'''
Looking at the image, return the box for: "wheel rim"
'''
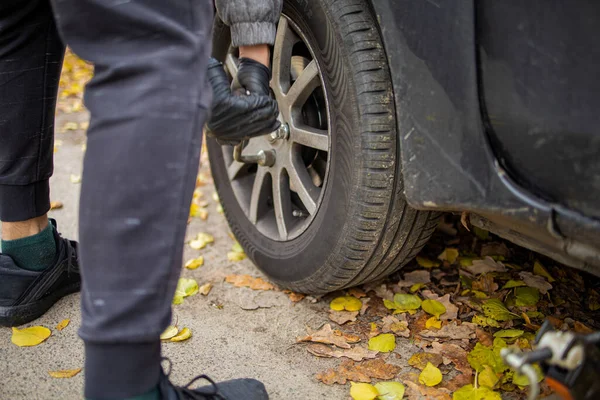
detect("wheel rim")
[221,15,331,241]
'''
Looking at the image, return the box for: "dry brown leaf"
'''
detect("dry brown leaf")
[472,275,499,294]
[306,343,378,362]
[198,283,213,296]
[460,212,470,231]
[519,271,553,294]
[480,242,510,258]
[329,310,358,325]
[380,315,410,338]
[398,270,431,288]
[419,322,476,340]
[360,297,371,315]
[50,201,64,210]
[48,368,82,379]
[405,381,452,400]
[348,287,367,298]
[408,352,444,370]
[476,327,494,347]
[225,274,274,291]
[573,321,594,334]
[463,257,506,275]
[285,291,305,302]
[297,324,357,349]
[316,359,401,385]
[429,341,473,378]
[56,319,70,331]
[421,291,458,320]
[546,316,563,328]
[373,284,394,301]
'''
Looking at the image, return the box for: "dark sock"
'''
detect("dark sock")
[86,387,160,400]
[1,223,56,271]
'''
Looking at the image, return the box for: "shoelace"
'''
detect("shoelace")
[163,358,226,400]
[57,231,78,277]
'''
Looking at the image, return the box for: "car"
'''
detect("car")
[208,0,600,294]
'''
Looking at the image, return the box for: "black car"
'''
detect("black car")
[209,0,600,294]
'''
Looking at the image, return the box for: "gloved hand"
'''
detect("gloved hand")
[206,58,280,145]
[237,57,271,96]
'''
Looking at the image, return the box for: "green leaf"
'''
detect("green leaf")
[514,287,540,307]
[473,226,490,240]
[368,333,396,352]
[478,365,499,388]
[467,339,508,374]
[393,293,422,310]
[471,315,501,328]
[482,299,519,321]
[511,364,544,387]
[416,256,440,268]
[533,260,555,282]
[493,329,524,339]
[421,299,446,318]
[502,280,526,289]
[374,382,405,400]
[452,384,502,400]
[409,283,425,293]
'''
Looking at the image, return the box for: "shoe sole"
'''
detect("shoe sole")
[0,281,81,327]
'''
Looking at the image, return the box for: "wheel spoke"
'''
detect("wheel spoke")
[291,124,329,152]
[248,167,270,224]
[272,169,292,240]
[224,53,238,77]
[285,60,320,108]
[288,154,319,215]
[227,160,245,180]
[227,139,264,180]
[272,17,299,95]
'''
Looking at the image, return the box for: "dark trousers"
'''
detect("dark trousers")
[0,0,213,397]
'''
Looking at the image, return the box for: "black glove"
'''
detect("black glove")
[205,58,280,145]
[237,57,271,96]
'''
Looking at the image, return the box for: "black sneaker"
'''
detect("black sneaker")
[0,219,80,327]
[159,360,269,400]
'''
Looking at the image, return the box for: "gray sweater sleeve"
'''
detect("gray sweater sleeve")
[215,0,283,47]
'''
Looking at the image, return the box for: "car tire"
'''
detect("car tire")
[208,0,441,294]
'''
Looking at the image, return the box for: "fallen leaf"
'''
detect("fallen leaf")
[225,274,274,291]
[198,283,212,296]
[410,283,425,293]
[512,364,544,386]
[405,381,452,400]
[467,338,507,374]
[297,324,356,349]
[184,256,204,270]
[189,203,207,218]
[393,293,422,310]
[48,368,82,379]
[416,256,441,268]
[316,359,401,385]
[227,251,246,262]
[421,292,458,320]
[501,280,526,290]
[573,321,594,334]
[438,248,459,264]
[471,315,501,328]
[408,352,444,370]
[482,299,519,321]
[419,362,443,386]
[62,122,79,132]
[425,317,442,329]
[189,232,214,250]
[533,260,555,282]
[368,333,395,352]
[472,275,498,293]
[429,341,473,378]
[473,226,490,240]
[478,365,499,389]
[285,291,305,302]
[476,328,494,347]
[519,272,552,294]
[160,325,179,340]
[397,270,431,288]
[50,201,64,210]
[69,174,81,184]
[170,327,192,342]
[422,299,446,318]
[307,343,378,362]
[452,384,501,400]
[350,382,379,400]
[380,316,410,337]
[463,257,506,275]
[480,242,509,258]
[331,296,363,312]
[216,204,224,214]
[56,319,70,331]
[419,322,476,340]
[514,287,539,307]
[375,381,405,400]
[349,288,367,298]
[329,310,359,325]
[79,121,89,130]
[11,326,51,347]
[494,329,524,339]
[177,278,199,297]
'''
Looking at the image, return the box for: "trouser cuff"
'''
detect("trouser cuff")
[0,180,50,222]
[84,340,161,399]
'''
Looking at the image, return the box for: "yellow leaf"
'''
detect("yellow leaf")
[50,201,64,210]
[56,319,70,331]
[368,333,396,353]
[330,296,363,312]
[79,121,89,130]
[425,317,442,329]
[422,299,446,318]
[184,256,204,270]
[438,248,459,264]
[393,293,422,310]
[11,326,51,347]
[172,294,184,305]
[170,327,192,342]
[160,325,179,340]
[48,368,82,378]
[189,203,203,218]
[227,251,246,262]
[212,192,219,202]
[416,256,441,268]
[216,204,224,214]
[198,283,213,296]
[409,283,425,293]
[418,362,443,387]
[350,382,379,400]
[374,382,405,400]
[189,232,214,250]
[452,384,501,400]
[533,260,555,282]
[232,241,244,253]
[173,278,199,304]
[478,365,499,388]
[69,174,81,184]
[62,122,79,132]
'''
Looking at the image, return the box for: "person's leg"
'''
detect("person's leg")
[49,0,214,398]
[0,0,64,268]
